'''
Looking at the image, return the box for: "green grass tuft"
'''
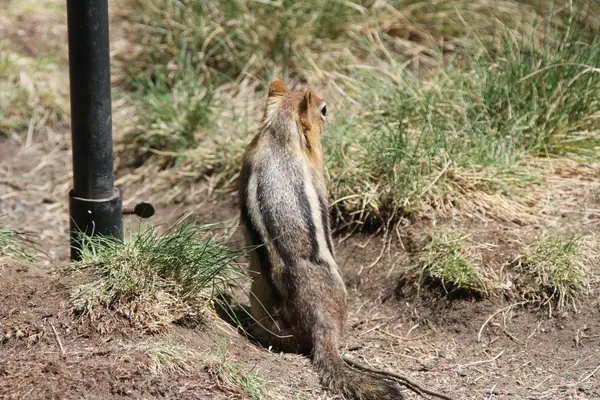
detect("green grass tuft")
[145,337,194,374]
[0,50,30,134]
[327,9,600,225]
[69,219,246,333]
[519,235,588,309]
[111,1,599,226]
[0,227,36,261]
[136,336,198,375]
[122,0,375,86]
[0,45,69,136]
[205,344,268,400]
[416,231,487,295]
[121,68,215,161]
[116,0,377,161]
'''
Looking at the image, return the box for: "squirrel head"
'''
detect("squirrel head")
[264,79,327,153]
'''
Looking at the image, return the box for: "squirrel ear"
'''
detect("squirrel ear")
[304,90,313,106]
[300,90,312,112]
[268,79,288,97]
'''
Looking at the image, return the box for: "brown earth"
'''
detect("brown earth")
[1,124,600,400]
[1,3,600,399]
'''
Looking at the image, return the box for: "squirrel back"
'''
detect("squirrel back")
[239,79,404,400]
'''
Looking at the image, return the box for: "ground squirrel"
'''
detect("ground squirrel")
[239,79,404,399]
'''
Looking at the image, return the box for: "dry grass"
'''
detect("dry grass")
[414,230,489,295]
[2,1,598,227]
[68,219,246,334]
[118,336,270,398]
[519,235,590,311]
[0,225,36,261]
[402,220,597,302]
[103,0,600,230]
[204,344,268,400]
[0,0,69,137]
[0,45,69,137]
[119,336,200,375]
[326,10,600,227]
[1,1,597,312]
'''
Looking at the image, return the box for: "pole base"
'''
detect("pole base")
[69,188,123,261]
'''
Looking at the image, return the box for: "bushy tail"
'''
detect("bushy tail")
[312,334,404,400]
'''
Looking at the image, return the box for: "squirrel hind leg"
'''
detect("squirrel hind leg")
[248,314,309,355]
[249,279,311,354]
[248,321,307,354]
[249,277,299,353]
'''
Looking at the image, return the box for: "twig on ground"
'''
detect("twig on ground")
[342,355,455,400]
[377,327,428,342]
[359,322,385,337]
[527,321,542,343]
[455,350,504,369]
[532,376,551,389]
[490,322,523,344]
[50,322,65,357]
[561,365,600,388]
[365,208,396,272]
[0,179,25,190]
[577,365,600,385]
[477,301,529,342]
[406,323,420,337]
[502,329,523,344]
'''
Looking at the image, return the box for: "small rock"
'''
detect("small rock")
[347,343,364,351]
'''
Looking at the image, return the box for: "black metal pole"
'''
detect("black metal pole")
[66,0,123,260]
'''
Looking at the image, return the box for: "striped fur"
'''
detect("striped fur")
[239,79,404,399]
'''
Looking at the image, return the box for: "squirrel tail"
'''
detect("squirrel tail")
[311,326,404,400]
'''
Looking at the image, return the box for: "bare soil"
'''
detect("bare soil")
[1,4,599,398]
[1,126,600,400]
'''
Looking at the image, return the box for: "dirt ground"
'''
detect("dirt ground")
[1,121,600,400]
[1,2,600,397]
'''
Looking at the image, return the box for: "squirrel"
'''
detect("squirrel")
[239,79,404,399]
